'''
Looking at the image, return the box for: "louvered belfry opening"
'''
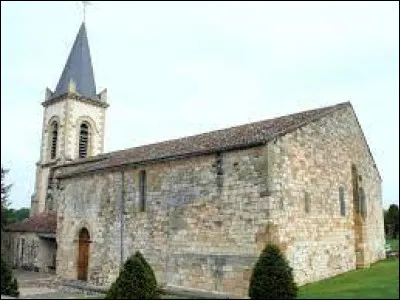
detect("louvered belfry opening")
[79,123,89,158]
[50,121,58,159]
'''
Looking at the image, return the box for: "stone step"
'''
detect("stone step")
[58,280,107,296]
[18,277,60,289]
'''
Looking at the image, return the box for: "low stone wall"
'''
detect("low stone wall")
[165,253,256,296]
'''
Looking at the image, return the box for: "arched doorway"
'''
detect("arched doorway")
[77,228,90,281]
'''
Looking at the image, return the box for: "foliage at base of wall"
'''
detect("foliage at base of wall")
[105,251,159,299]
[1,257,19,297]
[248,243,298,299]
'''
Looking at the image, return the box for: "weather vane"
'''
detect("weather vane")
[82,1,91,22]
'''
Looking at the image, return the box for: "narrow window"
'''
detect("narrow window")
[305,192,310,213]
[139,170,146,212]
[216,152,223,175]
[351,164,360,213]
[79,123,89,158]
[359,187,367,217]
[20,238,25,263]
[339,186,345,216]
[50,121,58,159]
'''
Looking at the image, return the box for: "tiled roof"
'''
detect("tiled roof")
[5,211,57,233]
[55,102,350,178]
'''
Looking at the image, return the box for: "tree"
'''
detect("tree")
[249,243,298,299]
[1,166,12,230]
[6,208,30,225]
[384,204,399,239]
[1,257,19,297]
[105,251,159,299]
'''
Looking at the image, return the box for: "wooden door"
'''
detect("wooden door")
[77,228,90,281]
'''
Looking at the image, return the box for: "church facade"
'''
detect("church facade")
[3,21,385,298]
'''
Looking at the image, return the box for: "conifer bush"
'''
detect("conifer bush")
[1,257,19,297]
[248,243,297,299]
[105,251,159,299]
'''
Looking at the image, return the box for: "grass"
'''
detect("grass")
[298,259,399,299]
[386,238,399,251]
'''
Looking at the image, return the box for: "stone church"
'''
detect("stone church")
[3,21,386,297]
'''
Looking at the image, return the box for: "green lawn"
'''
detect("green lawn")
[298,259,399,299]
[386,238,399,251]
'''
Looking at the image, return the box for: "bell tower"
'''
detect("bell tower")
[30,22,109,216]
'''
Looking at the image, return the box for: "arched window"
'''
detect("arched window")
[50,121,58,159]
[79,123,90,158]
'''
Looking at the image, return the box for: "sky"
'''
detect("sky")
[1,1,399,210]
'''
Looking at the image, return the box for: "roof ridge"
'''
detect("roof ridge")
[55,101,351,177]
[96,101,350,156]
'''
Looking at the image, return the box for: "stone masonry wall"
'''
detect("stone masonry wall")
[66,99,106,159]
[33,96,107,216]
[33,101,65,215]
[1,232,57,273]
[55,104,384,297]
[56,146,275,297]
[1,232,38,270]
[41,101,65,163]
[266,105,385,285]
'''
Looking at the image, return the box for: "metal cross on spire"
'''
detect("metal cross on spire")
[82,1,91,22]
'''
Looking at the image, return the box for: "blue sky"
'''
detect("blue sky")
[1,1,398,209]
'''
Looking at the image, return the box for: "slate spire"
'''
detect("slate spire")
[52,22,97,99]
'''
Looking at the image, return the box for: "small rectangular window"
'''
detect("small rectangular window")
[360,187,367,217]
[339,187,345,216]
[305,192,310,213]
[139,170,146,212]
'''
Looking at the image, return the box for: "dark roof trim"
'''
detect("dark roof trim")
[42,92,109,108]
[37,232,56,239]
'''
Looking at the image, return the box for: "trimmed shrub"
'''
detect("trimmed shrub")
[105,251,159,299]
[134,251,157,290]
[249,243,297,299]
[1,257,19,297]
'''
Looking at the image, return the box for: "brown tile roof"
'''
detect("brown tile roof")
[55,101,351,178]
[5,211,56,233]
